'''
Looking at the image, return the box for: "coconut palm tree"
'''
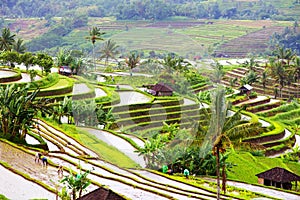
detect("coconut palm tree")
[274,46,296,66]
[260,70,268,94]
[12,38,26,53]
[292,56,300,97]
[86,26,105,70]
[201,85,263,199]
[98,39,119,66]
[267,60,287,98]
[159,54,190,74]
[125,53,140,76]
[20,52,35,71]
[0,27,16,51]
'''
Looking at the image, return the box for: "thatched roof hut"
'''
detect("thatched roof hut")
[77,187,126,200]
[255,167,300,190]
[151,82,173,96]
[239,84,253,95]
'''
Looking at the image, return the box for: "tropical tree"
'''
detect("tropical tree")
[292,56,300,97]
[98,39,119,66]
[241,57,259,71]
[86,26,105,70]
[60,167,91,200]
[135,134,166,168]
[267,60,287,98]
[20,52,35,71]
[260,70,268,94]
[0,50,20,68]
[29,69,38,82]
[159,54,189,74]
[56,48,74,67]
[273,46,296,66]
[0,84,52,141]
[243,70,260,85]
[12,38,26,53]
[210,61,225,84]
[200,85,263,199]
[34,53,54,74]
[70,57,83,75]
[0,27,15,51]
[96,105,116,129]
[52,97,73,124]
[125,52,140,76]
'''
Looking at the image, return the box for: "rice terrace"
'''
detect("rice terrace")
[1,0,300,199]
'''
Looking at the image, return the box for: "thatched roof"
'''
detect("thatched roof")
[239,84,253,91]
[256,167,300,183]
[77,187,126,200]
[151,82,173,92]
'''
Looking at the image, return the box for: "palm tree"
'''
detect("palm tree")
[261,70,268,94]
[12,38,26,53]
[267,60,287,98]
[159,54,189,74]
[86,27,105,70]
[0,27,16,51]
[200,85,263,199]
[273,46,296,67]
[20,52,35,71]
[125,53,140,76]
[98,39,119,66]
[210,62,225,84]
[293,57,300,97]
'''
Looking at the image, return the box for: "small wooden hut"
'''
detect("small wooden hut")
[151,82,173,96]
[239,84,253,95]
[77,187,126,200]
[255,167,300,190]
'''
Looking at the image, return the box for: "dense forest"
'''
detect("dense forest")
[1,0,300,21]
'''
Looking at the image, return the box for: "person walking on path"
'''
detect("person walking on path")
[41,155,48,169]
[57,165,63,178]
[35,152,42,164]
[184,168,190,179]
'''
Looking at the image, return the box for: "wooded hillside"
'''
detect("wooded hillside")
[1,0,300,21]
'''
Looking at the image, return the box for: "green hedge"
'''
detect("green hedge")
[35,76,73,97]
[246,101,281,113]
[106,99,182,113]
[95,86,120,105]
[258,102,300,117]
[26,73,60,90]
[243,119,285,143]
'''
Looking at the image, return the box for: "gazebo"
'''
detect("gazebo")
[255,167,300,190]
[151,82,173,96]
[239,84,253,95]
[77,187,126,200]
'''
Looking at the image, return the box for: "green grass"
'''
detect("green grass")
[59,124,139,168]
[227,151,300,184]
[110,27,205,56]
[0,194,9,200]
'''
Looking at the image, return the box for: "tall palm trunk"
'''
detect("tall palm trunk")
[93,43,96,71]
[222,162,226,195]
[216,146,220,200]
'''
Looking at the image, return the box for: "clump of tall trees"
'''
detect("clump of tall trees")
[0,84,52,142]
